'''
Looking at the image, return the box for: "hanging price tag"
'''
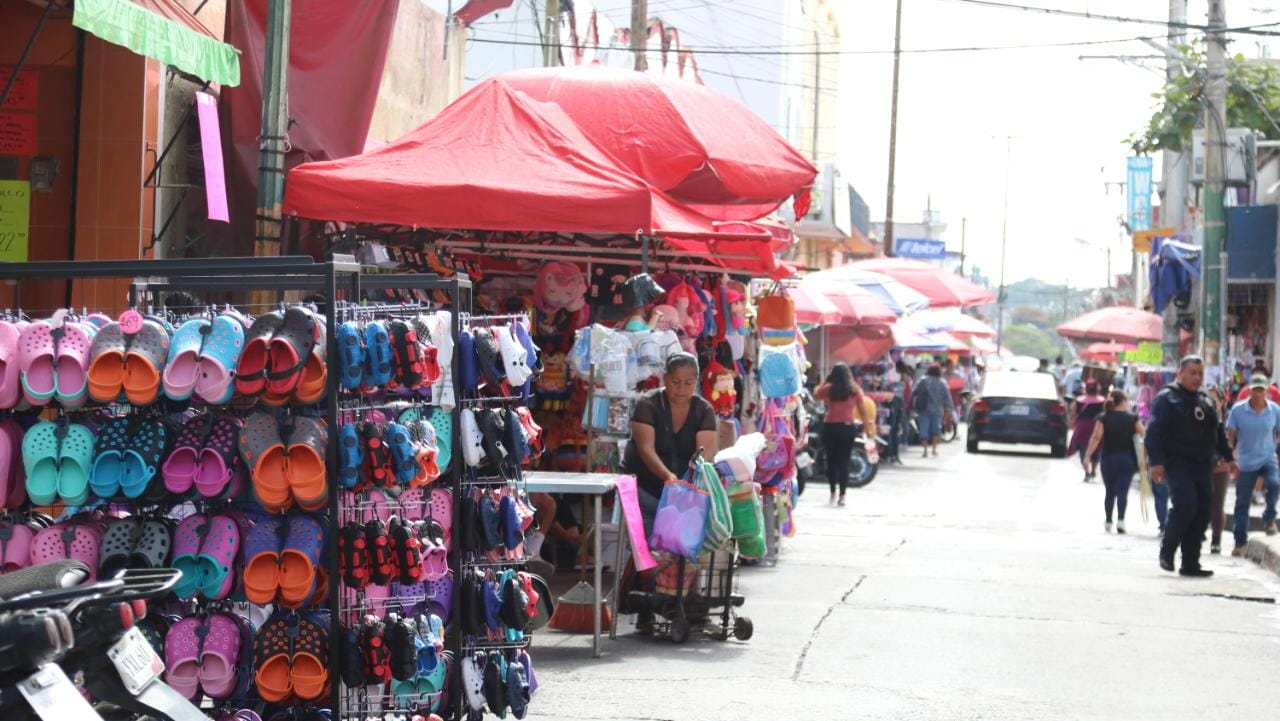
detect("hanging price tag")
[118,309,144,335]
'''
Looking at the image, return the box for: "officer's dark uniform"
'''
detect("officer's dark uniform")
[1145,382,1234,571]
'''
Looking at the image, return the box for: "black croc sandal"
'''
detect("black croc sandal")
[383,615,419,682]
[364,519,395,586]
[339,521,371,589]
[388,517,423,584]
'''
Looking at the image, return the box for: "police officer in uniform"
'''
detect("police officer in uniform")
[1145,356,1237,576]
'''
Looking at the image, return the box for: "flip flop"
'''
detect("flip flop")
[243,514,286,605]
[164,617,202,700]
[23,421,62,506]
[241,413,289,512]
[252,616,293,703]
[121,419,169,500]
[53,322,93,407]
[87,322,127,402]
[266,307,318,398]
[162,318,208,401]
[196,514,240,600]
[279,513,324,608]
[338,423,363,490]
[0,320,23,409]
[336,321,364,391]
[236,311,284,397]
[290,614,329,701]
[129,519,171,570]
[287,416,329,510]
[194,313,246,405]
[0,521,34,572]
[162,416,204,496]
[99,517,140,579]
[122,319,170,406]
[199,613,242,700]
[195,415,240,499]
[18,321,57,405]
[171,513,207,599]
[363,321,393,389]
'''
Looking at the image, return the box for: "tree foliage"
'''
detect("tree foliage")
[1127,45,1280,155]
[1002,323,1067,360]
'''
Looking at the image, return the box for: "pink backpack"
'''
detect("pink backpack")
[754,401,795,484]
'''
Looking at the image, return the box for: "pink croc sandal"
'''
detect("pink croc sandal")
[31,524,100,583]
[198,613,242,700]
[163,416,204,496]
[164,617,202,700]
[18,321,57,406]
[53,323,93,408]
[0,521,33,572]
[0,320,22,409]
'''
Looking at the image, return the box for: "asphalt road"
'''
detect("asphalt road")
[527,436,1280,721]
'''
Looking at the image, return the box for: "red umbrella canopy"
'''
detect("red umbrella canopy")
[829,326,895,365]
[499,66,818,221]
[797,280,898,326]
[851,258,996,308]
[1057,306,1162,343]
[786,285,842,325]
[283,79,752,237]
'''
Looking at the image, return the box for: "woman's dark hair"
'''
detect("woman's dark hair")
[665,352,699,375]
[1104,389,1126,413]
[826,363,854,402]
[926,364,942,378]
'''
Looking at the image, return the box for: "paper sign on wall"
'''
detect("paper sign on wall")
[194,92,229,222]
[0,181,31,262]
[0,114,36,156]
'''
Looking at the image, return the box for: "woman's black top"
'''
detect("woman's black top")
[624,388,717,498]
[1100,410,1138,454]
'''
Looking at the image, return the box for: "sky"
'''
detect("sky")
[448,0,1280,288]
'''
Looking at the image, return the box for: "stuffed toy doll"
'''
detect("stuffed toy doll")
[534,262,590,332]
[703,361,737,418]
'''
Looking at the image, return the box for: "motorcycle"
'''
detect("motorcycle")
[799,412,880,489]
[0,560,203,721]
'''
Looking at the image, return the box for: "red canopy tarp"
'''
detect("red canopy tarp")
[852,258,996,308]
[1057,306,1162,343]
[498,66,817,221]
[283,79,764,239]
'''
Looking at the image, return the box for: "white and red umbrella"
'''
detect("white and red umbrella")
[852,258,996,308]
[1057,306,1161,343]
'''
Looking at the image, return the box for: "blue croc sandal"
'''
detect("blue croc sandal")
[122,419,170,499]
[479,495,502,552]
[336,321,364,391]
[89,417,130,499]
[386,422,418,486]
[338,423,363,489]
[363,321,392,388]
[499,495,521,552]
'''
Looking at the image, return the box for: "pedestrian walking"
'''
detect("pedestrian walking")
[1067,379,1107,482]
[1145,356,1237,577]
[814,363,864,507]
[1084,390,1145,534]
[1225,374,1280,556]
[1205,385,1233,554]
[912,364,954,458]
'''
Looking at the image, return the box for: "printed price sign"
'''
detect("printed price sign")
[0,180,31,262]
[0,67,39,111]
[0,113,37,156]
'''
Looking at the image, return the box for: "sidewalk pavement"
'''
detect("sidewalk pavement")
[1225,504,1280,577]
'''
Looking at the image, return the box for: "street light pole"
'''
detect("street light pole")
[995,137,1012,351]
[883,0,904,257]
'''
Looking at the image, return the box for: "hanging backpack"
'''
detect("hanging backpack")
[758,343,802,399]
[756,286,796,346]
[754,401,795,481]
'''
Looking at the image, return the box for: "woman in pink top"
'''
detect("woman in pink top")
[815,363,864,507]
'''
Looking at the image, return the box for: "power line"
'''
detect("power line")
[936,0,1280,37]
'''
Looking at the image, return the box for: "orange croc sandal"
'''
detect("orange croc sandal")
[87,322,127,402]
[290,614,330,701]
[278,513,323,609]
[252,616,293,703]
[286,416,328,509]
[242,514,286,605]
[122,319,170,406]
[241,413,289,512]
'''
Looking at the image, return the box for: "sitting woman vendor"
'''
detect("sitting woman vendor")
[624,352,720,534]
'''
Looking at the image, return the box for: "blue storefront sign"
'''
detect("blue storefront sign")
[896,237,946,259]
[1127,156,1153,231]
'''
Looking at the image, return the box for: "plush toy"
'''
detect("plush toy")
[665,282,706,337]
[534,262,590,331]
[650,305,681,332]
[703,361,737,418]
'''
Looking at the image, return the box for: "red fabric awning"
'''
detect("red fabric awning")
[283,79,764,238]
[663,237,779,274]
[498,66,817,221]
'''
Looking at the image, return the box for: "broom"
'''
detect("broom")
[548,526,613,633]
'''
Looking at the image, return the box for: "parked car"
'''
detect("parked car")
[966,371,1068,456]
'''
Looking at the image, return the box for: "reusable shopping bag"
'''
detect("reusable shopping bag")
[693,459,733,553]
[649,480,709,560]
[728,481,764,544]
[756,287,796,346]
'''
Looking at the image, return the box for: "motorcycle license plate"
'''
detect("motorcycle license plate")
[1007,405,1030,416]
[108,626,164,695]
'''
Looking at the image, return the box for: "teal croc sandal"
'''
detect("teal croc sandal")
[56,422,95,506]
[22,421,61,506]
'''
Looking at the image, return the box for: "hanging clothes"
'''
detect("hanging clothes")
[1149,236,1201,313]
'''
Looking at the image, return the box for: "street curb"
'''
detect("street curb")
[1244,536,1280,578]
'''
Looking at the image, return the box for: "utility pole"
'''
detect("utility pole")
[254,0,291,261]
[544,0,561,67]
[630,0,647,72]
[959,217,967,276]
[883,0,904,257]
[1160,0,1187,364]
[1203,0,1227,365]
[995,137,1012,351]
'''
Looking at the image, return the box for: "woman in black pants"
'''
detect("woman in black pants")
[814,363,863,507]
[1084,390,1146,533]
